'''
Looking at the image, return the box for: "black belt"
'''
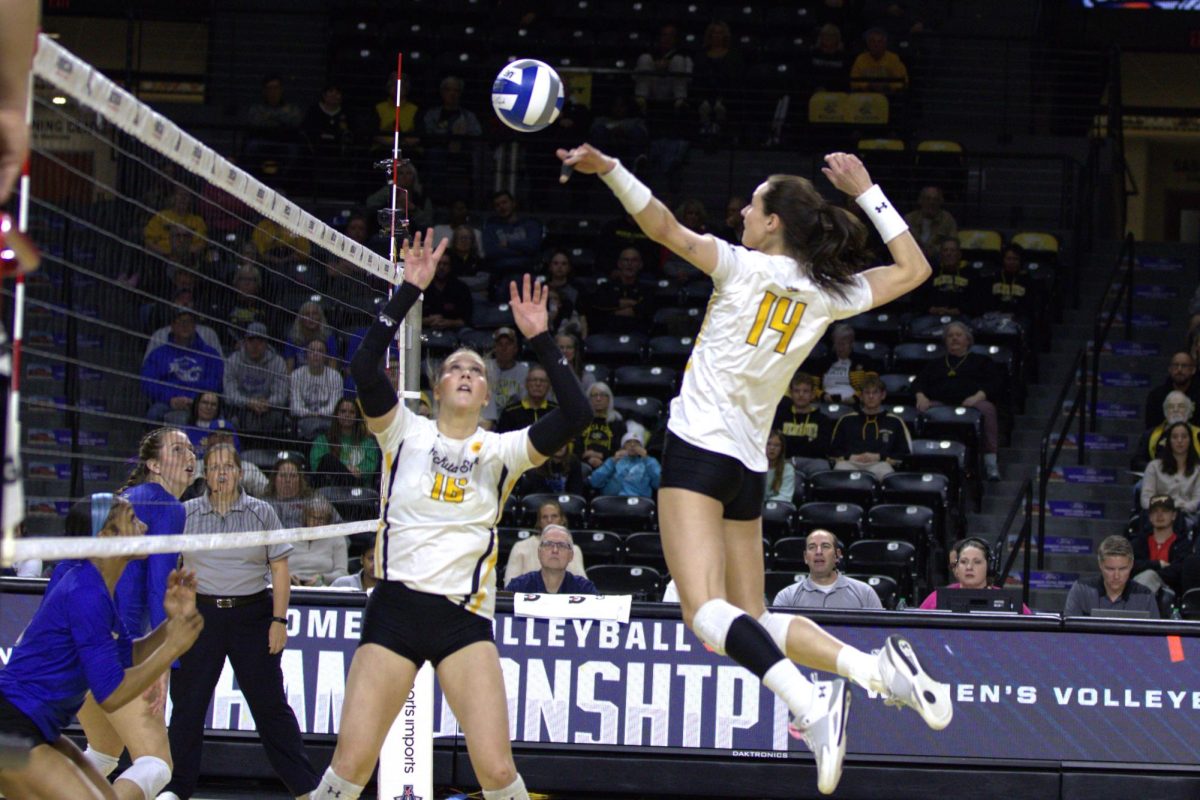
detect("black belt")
[196,590,269,609]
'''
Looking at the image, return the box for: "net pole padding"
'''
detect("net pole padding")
[29,34,401,287]
[1,520,376,565]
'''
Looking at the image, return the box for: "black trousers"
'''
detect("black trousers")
[165,597,318,799]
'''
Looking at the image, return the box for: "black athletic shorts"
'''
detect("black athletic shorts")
[0,690,47,747]
[660,430,766,521]
[360,579,494,667]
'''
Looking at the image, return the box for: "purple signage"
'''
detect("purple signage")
[1057,467,1118,485]
[1047,500,1106,518]
[1098,371,1150,388]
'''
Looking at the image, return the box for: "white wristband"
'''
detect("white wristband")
[855,184,908,244]
[598,159,653,215]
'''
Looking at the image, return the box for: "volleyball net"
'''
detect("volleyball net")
[6,35,420,554]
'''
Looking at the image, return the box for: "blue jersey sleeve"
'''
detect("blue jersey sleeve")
[67,586,126,705]
[114,558,148,635]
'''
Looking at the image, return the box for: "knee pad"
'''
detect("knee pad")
[115,755,171,800]
[691,599,742,656]
[758,610,793,653]
[83,746,120,778]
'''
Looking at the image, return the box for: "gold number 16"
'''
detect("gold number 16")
[746,291,806,354]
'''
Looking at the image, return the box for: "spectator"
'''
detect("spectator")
[189,431,268,499]
[516,443,587,497]
[809,24,849,92]
[447,223,485,283]
[221,259,275,345]
[365,159,433,232]
[309,398,381,489]
[577,381,637,473]
[830,374,911,478]
[432,199,483,259]
[288,496,349,587]
[692,20,745,139]
[330,534,380,591]
[1145,351,1200,428]
[265,456,342,530]
[772,530,883,609]
[981,243,1035,321]
[914,321,1002,480]
[504,500,587,586]
[184,391,240,459]
[588,431,662,498]
[662,198,712,281]
[918,537,1032,613]
[1140,422,1200,531]
[223,322,290,441]
[143,184,207,257]
[596,208,658,274]
[902,186,957,259]
[545,285,587,341]
[251,215,311,269]
[283,301,341,370]
[482,190,544,274]
[849,27,909,94]
[421,249,474,333]
[556,332,595,393]
[920,238,983,317]
[711,195,746,245]
[590,247,653,335]
[370,70,419,158]
[764,430,797,502]
[141,307,225,422]
[542,250,581,309]
[634,23,693,127]
[808,323,882,402]
[497,365,557,433]
[1134,391,1200,471]
[302,83,355,168]
[773,371,835,477]
[144,283,224,357]
[587,95,651,182]
[1063,535,1160,618]
[865,0,927,41]
[243,74,304,182]
[421,75,483,143]
[290,339,344,440]
[421,75,482,202]
[481,326,530,428]
[1131,494,1188,600]
[505,524,598,595]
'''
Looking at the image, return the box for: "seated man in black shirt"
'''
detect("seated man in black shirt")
[920,237,984,318]
[422,249,474,332]
[772,371,834,477]
[830,374,912,478]
[497,365,557,433]
[589,247,652,335]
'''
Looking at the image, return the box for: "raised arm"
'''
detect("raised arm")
[822,152,931,308]
[557,144,721,275]
[0,0,37,204]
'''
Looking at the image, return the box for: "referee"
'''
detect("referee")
[161,443,318,800]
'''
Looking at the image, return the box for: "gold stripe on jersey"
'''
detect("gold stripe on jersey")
[465,530,499,615]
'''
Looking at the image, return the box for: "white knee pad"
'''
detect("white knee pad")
[691,599,741,656]
[83,746,120,778]
[115,755,171,800]
[758,610,793,653]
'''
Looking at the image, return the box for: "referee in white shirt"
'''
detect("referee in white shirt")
[161,443,318,800]
[772,531,882,610]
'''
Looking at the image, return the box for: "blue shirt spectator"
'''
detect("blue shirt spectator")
[503,525,597,595]
[588,432,662,498]
[482,191,544,273]
[506,570,598,595]
[140,308,225,422]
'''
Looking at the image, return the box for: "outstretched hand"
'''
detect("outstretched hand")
[163,568,198,620]
[555,143,617,177]
[399,228,448,291]
[821,152,874,198]
[508,274,549,339]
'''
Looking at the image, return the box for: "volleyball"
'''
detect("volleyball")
[491,58,564,133]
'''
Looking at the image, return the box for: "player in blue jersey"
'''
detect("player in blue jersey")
[0,494,203,799]
[76,428,195,789]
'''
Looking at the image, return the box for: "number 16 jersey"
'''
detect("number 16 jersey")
[669,238,874,472]
[373,405,534,619]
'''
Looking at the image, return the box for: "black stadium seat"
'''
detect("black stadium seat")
[765,570,807,602]
[845,573,900,609]
[806,469,879,509]
[845,540,917,603]
[624,531,667,572]
[587,564,662,600]
[865,503,935,549]
[521,492,588,527]
[584,333,646,366]
[761,500,796,542]
[590,494,656,533]
[772,536,810,572]
[575,530,623,566]
[795,501,864,542]
[613,365,678,402]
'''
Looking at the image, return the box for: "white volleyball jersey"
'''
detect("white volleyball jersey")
[373,405,534,619]
[669,238,874,471]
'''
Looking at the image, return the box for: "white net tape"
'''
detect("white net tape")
[30,34,401,285]
[2,520,375,564]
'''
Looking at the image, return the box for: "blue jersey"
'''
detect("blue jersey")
[116,482,184,635]
[0,561,132,741]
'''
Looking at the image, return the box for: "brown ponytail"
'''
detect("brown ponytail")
[762,174,872,300]
[117,427,177,493]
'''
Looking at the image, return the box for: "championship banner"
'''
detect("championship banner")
[2,588,1200,767]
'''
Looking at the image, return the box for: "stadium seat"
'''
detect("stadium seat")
[521,493,589,528]
[647,335,695,370]
[680,281,713,308]
[761,500,797,542]
[886,404,920,430]
[624,531,667,572]
[919,406,982,458]
[891,341,945,374]
[613,395,664,430]
[496,526,537,578]
[765,570,808,603]
[905,440,971,512]
[806,469,879,509]
[772,536,810,572]
[421,328,458,358]
[853,340,891,368]
[243,448,307,473]
[865,503,935,549]
[575,530,623,566]
[808,91,847,123]
[1012,231,1060,270]
[456,328,495,353]
[501,494,523,527]
[818,402,856,423]
[582,363,611,386]
[848,310,905,346]
[845,539,917,603]
[957,229,1004,268]
[907,314,967,343]
[584,333,646,366]
[613,365,678,402]
[590,494,656,533]
[796,501,864,542]
[880,471,950,542]
[587,564,662,600]
[1181,588,1200,621]
[472,302,515,330]
[880,373,917,404]
[845,573,900,609]
[316,486,380,522]
[845,93,889,125]
[651,306,703,337]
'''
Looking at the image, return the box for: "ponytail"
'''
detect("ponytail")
[117,427,176,494]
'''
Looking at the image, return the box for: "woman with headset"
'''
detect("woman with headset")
[918,537,1032,613]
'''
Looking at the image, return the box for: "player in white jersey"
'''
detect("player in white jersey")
[312,231,591,800]
[559,143,953,794]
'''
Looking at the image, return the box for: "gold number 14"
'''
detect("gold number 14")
[746,291,806,354]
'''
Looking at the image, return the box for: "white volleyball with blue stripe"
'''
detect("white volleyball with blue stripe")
[491,59,564,133]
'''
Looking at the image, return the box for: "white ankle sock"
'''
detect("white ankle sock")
[836,645,884,694]
[482,774,529,800]
[762,660,815,722]
[313,767,364,800]
[83,746,120,778]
